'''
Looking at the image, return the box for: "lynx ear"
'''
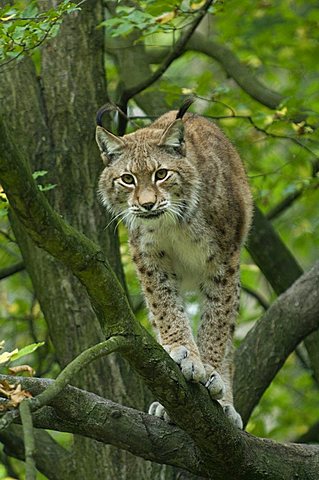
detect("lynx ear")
[95,126,125,165]
[159,119,184,149]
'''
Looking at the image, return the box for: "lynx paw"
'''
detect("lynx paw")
[205,371,226,400]
[168,345,206,383]
[148,401,171,422]
[223,404,243,429]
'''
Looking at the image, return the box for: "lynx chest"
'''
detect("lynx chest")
[142,224,216,292]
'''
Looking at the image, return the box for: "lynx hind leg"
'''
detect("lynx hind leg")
[222,403,243,429]
[148,401,171,422]
[221,341,243,429]
[205,340,243,429]
[204,364,226,399]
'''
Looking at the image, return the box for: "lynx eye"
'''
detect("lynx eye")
[155,169,168,181]
[121,173,135,185]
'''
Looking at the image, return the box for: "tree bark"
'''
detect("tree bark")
[234,261,319,423]
[1,375,319,480]
[245,206,319,388]
[0,2,173,478]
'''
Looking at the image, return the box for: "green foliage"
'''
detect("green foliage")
[248,353,319,441]
[0,189,8,218]
[0,340,44,366]
[0,0,80,65]
[32,170,57,192]
[100,0,223,38]
[10,341,45,362]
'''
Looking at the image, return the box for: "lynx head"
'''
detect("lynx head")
[96,107,201,230]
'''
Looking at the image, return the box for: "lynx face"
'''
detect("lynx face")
[96,120,201,229]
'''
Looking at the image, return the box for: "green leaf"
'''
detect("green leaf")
[32,170,48,180]
[38,183,57,192]
[11,342,45,362]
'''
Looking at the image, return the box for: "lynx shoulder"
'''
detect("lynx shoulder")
[96,102,253,429]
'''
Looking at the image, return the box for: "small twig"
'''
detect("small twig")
[0,229,15,243]
[266,189,303,221]
[117,0,215,134]
[266,155,319,221]
[19,399,36,480]
[0,409,20,432]
[0,261,25,280]
[241,285,269,310]
[30,335,127,410]
[0,336,127,433]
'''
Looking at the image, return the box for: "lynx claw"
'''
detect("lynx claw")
[223,404,243,429]
[205,371,226,400]
[169,345,206,383]
[148,401,171,422]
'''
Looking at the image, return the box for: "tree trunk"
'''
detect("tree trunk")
[0,1,175,478]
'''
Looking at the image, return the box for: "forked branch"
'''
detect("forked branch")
[1,117,319,479]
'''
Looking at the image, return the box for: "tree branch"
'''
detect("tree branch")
[246,205,303,294]
[0,336,128,433]
[2,375,319,480]
[0,425,70,480]
[117,0,215,132]
[234,261,319,424]
[241,285,269,310]
[0,261,25,281]
[187,33,284,109]
[266,189,303,221]
[19,400,36,480]
[0,376,205,477]
[245,205,319,388]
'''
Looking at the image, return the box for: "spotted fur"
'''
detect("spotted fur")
[96,107,253,428]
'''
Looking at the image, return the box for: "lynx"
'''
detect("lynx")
[96,100,253,428]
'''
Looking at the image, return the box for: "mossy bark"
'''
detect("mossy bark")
[0,1,174,478]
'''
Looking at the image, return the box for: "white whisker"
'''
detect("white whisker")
[104,210,125,231]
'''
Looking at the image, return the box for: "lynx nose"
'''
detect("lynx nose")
[141,202,155,211]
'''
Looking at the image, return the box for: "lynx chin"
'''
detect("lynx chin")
[96,100,253,428]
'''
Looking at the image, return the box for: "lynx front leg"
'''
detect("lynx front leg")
[147,274,206,383]
[132,247,206,383]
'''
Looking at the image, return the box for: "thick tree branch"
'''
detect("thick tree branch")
[245,205,319,387]
[0,425,70,480]
[2,375,319,480]
[187,33,283,109]
[0,376,205,476]
[246,206,303,294]
[234,261,319,424]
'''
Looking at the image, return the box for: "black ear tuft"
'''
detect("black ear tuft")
[96,103,117,127]
[176,97,195,120]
